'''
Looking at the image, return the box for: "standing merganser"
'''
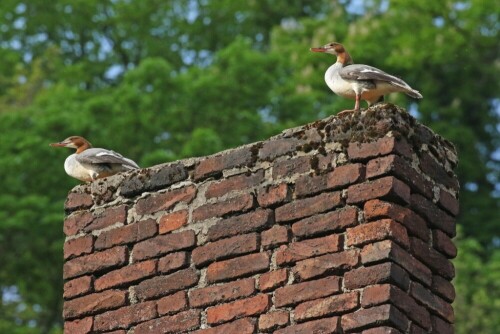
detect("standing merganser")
[50,136,139,182]
[310,42,422,113]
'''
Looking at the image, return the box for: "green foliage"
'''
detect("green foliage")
[0,1,498,333]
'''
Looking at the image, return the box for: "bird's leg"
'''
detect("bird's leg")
[337,94,361,117]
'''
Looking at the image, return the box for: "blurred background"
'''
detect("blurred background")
[0,0,498,333]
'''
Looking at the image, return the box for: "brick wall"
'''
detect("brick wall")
[63,104,459,334]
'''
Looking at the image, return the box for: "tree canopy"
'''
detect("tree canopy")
[0,1,498,333]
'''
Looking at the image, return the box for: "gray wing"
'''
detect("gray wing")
[76,148,139,169]
[339,64,411,89]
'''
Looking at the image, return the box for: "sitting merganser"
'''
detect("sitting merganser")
[50,136,139,182]
[310,42,422,113]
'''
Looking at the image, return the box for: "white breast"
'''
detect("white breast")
[64,154,94,182]
[324,63,356,99]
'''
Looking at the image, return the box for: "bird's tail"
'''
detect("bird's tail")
[405,88,423,99]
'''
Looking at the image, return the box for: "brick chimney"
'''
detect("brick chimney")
[63,104,458,334]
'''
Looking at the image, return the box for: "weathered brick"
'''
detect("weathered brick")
[65,191,93,212]
[134,185,196,216]
[438,189,459,216]
[431,315,454,334]
[63,290,126,319]
[257,183,291,207]
[274,276,340,307]
[362,327,402,334]
[158,252,189,274]
[295,291,359,322]
[258,269,287,292]
[64,276,93,299]
[207,208,273,241]
[361,240,432,286]
[276,234,341,265]
[206,294,270,325]
[94,260,156,291]
[64,211,93,236]
[341,304,409,332]
[362,284,430,329]
[410,237,455,279]
[432,229,457,258]
[157,291,188,315]
[274,317,338,334]
[64,246,127,279]
[364,199,429,242]
[206,169,264,198]
[344,262,410,290]
[64,317,93,334]
[189,278,255,308]
[292,207,358,238]
[275,191,342,222]
[93,301,157,332]
[132,230,195,261]
[411,281,454,323]
[294,249,359,280]
[192,233,259,266]
[432,275,455,302]
[194,146,254,180]
[134,268,198,301]
[420,152,459,191]
[85,205,127,232]
[272,155,311,178]
[95,218,157,250]
[192,193,255,222]
[411,193,455,237]
[348,137,412,161]
[347,176,410,205]
[133,309,201,334]
[261,225,289,249]
[410,324,427,334]
[259,311,289,332]
[159,210,188,234]
[295,163,364,197]
[191,318,255,334]
[207,252,269,283]
[346,219,409,248]
[64,235,93,259]
[259,138,303,161]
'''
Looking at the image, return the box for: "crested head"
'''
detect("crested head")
[50,136,93,153]
[310,41,353,65]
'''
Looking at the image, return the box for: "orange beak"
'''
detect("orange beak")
[310,47,327,53]
[50,141,68,147]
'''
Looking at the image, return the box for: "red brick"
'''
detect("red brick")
[85,205,127,232]
[361,240,432,286]
[432,275,455,302]
[410,237,455,279]
[276,234,341,265]
[192,193,255,222]
[292,207,358,238]
[65,191,93,212]
[344,262,410,290]
[275,191,342,222]
[410,281,454,323]
[192,318,255,334]
[259,311,289,331]
[206,169,264,198]
[189,278,255,307]
[346,219,409,248]
[95,218,157,250]
[64,276,93,299]
[134,185,196,215]
[431,315,453,334]
[100,330,126,334]
[348,137,412,161]
[432,229,457,258]
[438,189,459,216]
[364,199,429,242]
[411,193,455,237]
[207,252,269,283]
[93,301,157,331]
[295,163,364,197]
[258,269,287,292]
[274,317,338,334]
[64,246,127,279]
[206,294,270,325]
[157,291,188,315]
[207,208,274,241]
[132,230,195,261]
[158,252,189,274]
[341,304,409,332]
[64,211,93,236]
[94,260,156,291]
[362,327,402,334]
[64,317,93,334]
[159,210,188,234]
[192,233,258,266]
[272,155,311,178]
[294,249,359,280]
[420,151,459,191]
[274,276,340,307]
[133,309,201,334]
[261,225,289,249]
[347,176,410,205]
[410,324,427,334]
[63,290,126,319]
[295,291,359,322]
[64,235,93,259]
[194,146,254,180]
[257,183,291,207]
[259,138,303,161]
[134,268,198,301]
[362,284,430,329]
